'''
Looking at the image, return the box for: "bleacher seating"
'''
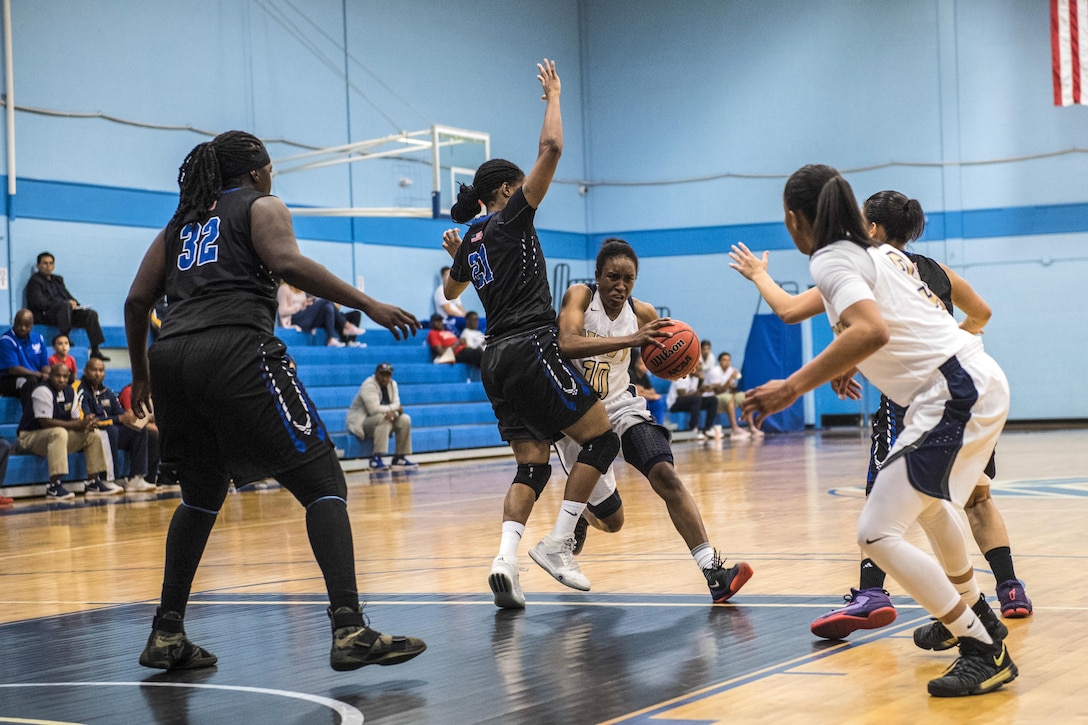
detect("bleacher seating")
[0,325,504,494]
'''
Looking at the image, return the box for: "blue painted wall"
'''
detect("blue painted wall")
[0,0,1084,420]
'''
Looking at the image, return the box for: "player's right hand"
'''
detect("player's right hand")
[442,228,462,259]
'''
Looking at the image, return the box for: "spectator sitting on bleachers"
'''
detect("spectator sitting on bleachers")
[709,351,760,439]
[666,359,718,441]
[460,311,486,352]
[434,266,468,333]
[427,313,482,367]
[345,362,415,470]
[0,439,12,506]
[277,281,364,348]
[119,383,176,490]
[0,309,51,399]
[75,357,154,491]
[629,350,667,424]
[16,362,116,500]
[49,333,78,377]
[25,251,110,361]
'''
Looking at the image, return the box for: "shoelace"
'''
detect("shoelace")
[941,649,1002,681]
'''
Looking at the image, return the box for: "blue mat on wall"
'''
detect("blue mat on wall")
[739,314,804,432]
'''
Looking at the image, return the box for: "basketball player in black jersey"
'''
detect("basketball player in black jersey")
[125,130,426,672]
[440,59,620,609]
[728,190,1031,642]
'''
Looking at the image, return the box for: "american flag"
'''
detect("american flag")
[1052,0,1088,105]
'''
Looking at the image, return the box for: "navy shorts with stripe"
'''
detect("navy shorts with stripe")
[150,327,333,488]
[481,325,598,442]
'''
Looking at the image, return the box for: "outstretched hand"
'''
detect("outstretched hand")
[830,370,863,400]
[728,242,769,281]
[741,378,800,428]
[365,303,421,341]
[537,58,560,101]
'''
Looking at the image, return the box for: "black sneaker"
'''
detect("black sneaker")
[914,595,1008,651]
[328,606,426,671]
[703,550,753,604]
[572,514,590,555]
[927,637,1018,697]
[139,610,218,670]
[90,350,111,362]
[45,482,75,500]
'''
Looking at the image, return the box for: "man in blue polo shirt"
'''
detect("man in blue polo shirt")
[0,309,50,398]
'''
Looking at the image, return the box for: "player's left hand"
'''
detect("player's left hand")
[742,379,800,426]
[830,371,863,400]
[728,243,769,280]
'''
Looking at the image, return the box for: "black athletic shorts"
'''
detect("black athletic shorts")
[150,327,333,487]
[481,325,598,442]
[866,392,996,496]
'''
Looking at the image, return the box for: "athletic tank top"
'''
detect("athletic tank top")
[450,188,555,339]
[813,241,979,406]
[574,285,652,430]
[159,187,278,339]
[908,252,953,314]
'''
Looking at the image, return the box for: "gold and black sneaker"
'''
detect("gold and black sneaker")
[913,595,1008,651]
[927,637,1018,697]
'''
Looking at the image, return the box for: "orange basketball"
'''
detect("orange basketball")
[641,321,700,380]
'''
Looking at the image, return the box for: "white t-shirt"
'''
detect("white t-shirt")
[460,327,485,349]
[701,362,726,397]
[666,374,700,409]
[811,240,979,406]
[433,284,464,321]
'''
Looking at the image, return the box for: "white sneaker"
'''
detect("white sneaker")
[528,534,590,591]
[713,425,723,440]
[326,338,346,348]
[126,477,158,492]
[696,430,707,442]
[750,427,765,438]
[731,428,750,439]
[489,556,526,609]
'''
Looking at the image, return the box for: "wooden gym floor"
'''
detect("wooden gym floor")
[1,427,1085,724]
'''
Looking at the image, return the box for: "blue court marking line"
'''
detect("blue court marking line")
[0,682,363,724]
[601,613,936,725]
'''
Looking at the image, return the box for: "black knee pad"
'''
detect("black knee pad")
[513,463,552,500]
[588,489,623,520]
[577,430,621,475]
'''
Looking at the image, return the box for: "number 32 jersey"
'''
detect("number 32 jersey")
[160,187,279,340]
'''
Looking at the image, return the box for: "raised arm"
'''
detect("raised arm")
[728,243,824,323]
[520,59,562,210]
[940,263,992,335]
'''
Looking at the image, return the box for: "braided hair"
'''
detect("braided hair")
[450,159,524,223]
[168,130,269,233]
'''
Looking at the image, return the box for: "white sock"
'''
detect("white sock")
[550,500,587,539]
[954,575,982,608]
[946,608,993,645]
[499,521,525,560]
[691,542,715,571]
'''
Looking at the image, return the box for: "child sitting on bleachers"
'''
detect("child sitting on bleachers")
[49,334,78,378]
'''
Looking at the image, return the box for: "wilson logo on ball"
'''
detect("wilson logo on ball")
[641,320,699,380]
